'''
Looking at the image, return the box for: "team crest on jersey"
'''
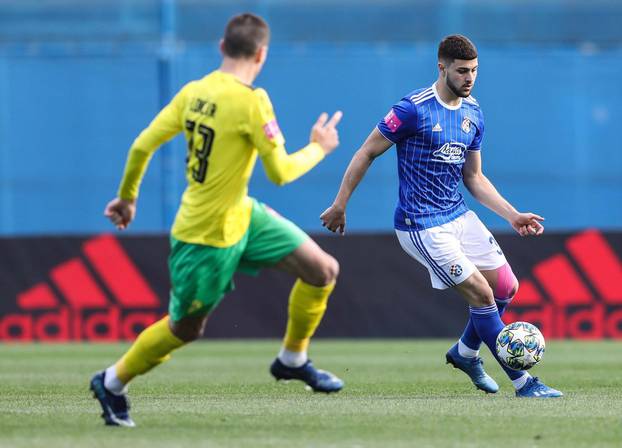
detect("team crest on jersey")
[450,264,463,276]
[432,142,467,164]
[461,117,471,133]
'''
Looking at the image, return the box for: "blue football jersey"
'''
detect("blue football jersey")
[377,83,485,231]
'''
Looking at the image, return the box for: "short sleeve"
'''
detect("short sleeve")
[249,88,286,156]
[468,107,485,151]
[376,98,418,144]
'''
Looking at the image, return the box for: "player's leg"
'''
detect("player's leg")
[455,264,523,376]
[270,238,342,386]
[90,313,205,426]
[91,237,244,426]
[239,200,342,392]
[269,239,343,392]
[395,225,499,393]
[452,272,561,397]
[454,212,562,397]
[454,215,517,356]
[89,313,187,427]
[453,271,507,354]
[273,238,338,361]
[455,264,517,355]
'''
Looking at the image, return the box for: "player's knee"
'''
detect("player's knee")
[183,329,202,342]
[510,279,519,299]
[458,273,494,307]
[170,316,208,342]
[170,326,200,342]
[325,255,340,283]
[494,263,518,299]
[473,292,495,307]
[317,255,339,286]
[307,254,339,286]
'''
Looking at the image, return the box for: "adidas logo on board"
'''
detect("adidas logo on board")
[0,235,162,342]
[504,229,622,339]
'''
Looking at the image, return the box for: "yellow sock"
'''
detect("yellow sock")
[283,279,335,353]
[115,316,185,384]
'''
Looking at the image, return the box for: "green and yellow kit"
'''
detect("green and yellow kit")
[117,70,325,319]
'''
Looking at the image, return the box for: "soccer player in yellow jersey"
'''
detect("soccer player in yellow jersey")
[90,13,344,427]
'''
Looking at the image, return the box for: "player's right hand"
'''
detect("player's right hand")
[311,111,343,155]
[510,212,544,237]
[104,198,136,230]
[320,204,346,235]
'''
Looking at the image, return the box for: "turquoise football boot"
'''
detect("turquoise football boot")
[516,377,563,398]
[446,342,499,394]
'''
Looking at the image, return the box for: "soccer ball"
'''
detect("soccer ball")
[495,322,545,370]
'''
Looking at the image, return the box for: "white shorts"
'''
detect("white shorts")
[395,211,507,290]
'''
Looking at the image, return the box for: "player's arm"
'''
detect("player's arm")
[260,111,342,186]
[250,88,342,185]
[321,98,414,234]
[105,86,188,230]
[462,150,544,237]
[320,128,392,234]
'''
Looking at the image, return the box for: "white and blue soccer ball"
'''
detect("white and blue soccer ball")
[495,322,545,371]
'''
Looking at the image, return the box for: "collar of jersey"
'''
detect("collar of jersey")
[432,82,462,111]
[214,70,254,89]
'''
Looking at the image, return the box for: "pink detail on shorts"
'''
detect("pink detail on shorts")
[263,120,281,139]
[265,205,282,218]
[384,109,402,132]
[495,262,518,298]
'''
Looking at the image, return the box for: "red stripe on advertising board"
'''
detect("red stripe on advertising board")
[82,235,159,308]
[50,258,108,308]
[566,230,622,304]
[513,279,544,305]
[17,282,59,309]
[533,254,593,305]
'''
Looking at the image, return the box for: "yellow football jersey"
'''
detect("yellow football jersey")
[118,70,324,247]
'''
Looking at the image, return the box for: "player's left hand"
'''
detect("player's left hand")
[510,212,544,237]
[104,197,136,230]
[320,204,346,235]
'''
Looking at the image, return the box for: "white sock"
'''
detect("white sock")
[511,373,532,390]
[104,365,128,396]
[457,340,479,358]
[278,348,308,368]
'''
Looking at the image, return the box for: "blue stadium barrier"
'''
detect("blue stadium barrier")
[0,0,620,234]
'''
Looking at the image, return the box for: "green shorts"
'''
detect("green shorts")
[168,199,308,321]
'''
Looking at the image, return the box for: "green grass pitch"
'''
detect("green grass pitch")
[1,340,620,447]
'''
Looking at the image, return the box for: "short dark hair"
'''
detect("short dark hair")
[438,35,477,63]
[222,13,270,59]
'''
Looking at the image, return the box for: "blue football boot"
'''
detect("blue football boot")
[90,371,136,427]
[446,343,499,394]
[516,377,563,398]
[270,358,344,393]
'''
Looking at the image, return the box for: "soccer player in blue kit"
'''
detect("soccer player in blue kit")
[321,35,562,397]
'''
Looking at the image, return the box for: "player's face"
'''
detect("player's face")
[444,58,478,98]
